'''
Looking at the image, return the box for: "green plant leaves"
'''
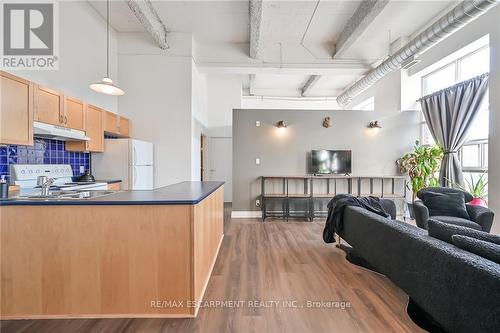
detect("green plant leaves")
[396,142,444,199]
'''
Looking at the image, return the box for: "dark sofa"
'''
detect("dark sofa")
[339,205,500,333]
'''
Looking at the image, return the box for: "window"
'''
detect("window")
[459,140,488,172]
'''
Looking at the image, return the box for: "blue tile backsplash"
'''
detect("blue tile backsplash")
[0,138,90,182]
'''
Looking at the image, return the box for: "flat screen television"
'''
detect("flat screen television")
[311,150,352,175]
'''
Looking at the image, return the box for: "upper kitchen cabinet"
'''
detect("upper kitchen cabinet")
[0,71,34,146]
[34,84,64,126]
[118,116,130,137]
[104,111,130,137]
[67,105,104,152]
[104,110,119,133]
[63,96,85,131]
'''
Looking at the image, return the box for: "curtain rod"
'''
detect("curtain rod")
[416,72,489,102]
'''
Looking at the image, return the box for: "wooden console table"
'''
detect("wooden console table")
[260,175,406,221]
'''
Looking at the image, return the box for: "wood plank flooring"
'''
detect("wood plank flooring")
[1,207,423,333]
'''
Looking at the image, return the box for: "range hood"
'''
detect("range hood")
[33,122,90,141]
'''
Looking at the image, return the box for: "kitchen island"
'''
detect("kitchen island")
[0,181,224,319]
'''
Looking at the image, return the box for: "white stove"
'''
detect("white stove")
[10,164,108,191]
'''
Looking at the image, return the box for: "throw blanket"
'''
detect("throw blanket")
[323,194,390,243]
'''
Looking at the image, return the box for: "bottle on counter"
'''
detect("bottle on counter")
[0,175,8,199]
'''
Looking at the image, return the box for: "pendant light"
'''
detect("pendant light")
[89,0,125,96]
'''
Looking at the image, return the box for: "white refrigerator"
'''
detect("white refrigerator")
[92,139,154,190]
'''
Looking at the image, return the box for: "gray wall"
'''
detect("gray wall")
[232,109,420,211]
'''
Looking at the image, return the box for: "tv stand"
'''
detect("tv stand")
[260,175,406,221]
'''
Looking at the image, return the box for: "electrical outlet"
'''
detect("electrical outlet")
[79,166,85,173]
[255,158,260,165]
[255,199,261,207]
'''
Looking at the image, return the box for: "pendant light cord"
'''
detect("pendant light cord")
[106,0,109,78]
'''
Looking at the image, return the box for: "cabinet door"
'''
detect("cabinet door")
[67,105,104,152]
[84,105,104,152]
[104,111,118,134]
[118,116,130,137]
[0,71,34,145]
[64,96,85,130]
[34,84,63,126]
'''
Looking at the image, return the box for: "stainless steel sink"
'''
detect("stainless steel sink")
[15,190,116,201]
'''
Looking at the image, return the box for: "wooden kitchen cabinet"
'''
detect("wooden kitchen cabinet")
[107,182,122,191]
[0,71,34,146]
[63,96,85,131]
[118,116,130,137]
[104,111,130,137]
[104,110,119,133]
[67,105,104,152]
[34,84,64,126]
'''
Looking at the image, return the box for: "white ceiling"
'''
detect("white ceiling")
[87,0,456,97]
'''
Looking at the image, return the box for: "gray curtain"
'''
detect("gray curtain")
[419,73,489,187]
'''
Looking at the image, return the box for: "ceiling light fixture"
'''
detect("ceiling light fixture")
[89,0,125,96]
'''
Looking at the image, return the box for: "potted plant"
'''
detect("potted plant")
[454,173,488,207]
[396,141,444,218]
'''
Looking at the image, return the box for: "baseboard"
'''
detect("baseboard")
[231,211,262,218]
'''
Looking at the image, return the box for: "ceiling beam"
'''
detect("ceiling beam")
[196,61,370,75]
[301,75,322,96]
[333,0,390,58]
[126,0,169,50]
[249,74,256,96]
[249,0,264,59]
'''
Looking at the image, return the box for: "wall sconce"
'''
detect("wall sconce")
[322,117,333,128]
[368,121,382,129]
[275,120,287,128]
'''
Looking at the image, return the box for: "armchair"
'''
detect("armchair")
[413,187,494,232]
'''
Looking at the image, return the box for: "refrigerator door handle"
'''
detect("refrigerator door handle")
[133,146,137,165]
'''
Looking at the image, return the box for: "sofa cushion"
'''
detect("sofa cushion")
[417,187,473,203]
[423,192,470,219]
[452,235,500,265]
[432,216,481,230]
[427,219,500,244]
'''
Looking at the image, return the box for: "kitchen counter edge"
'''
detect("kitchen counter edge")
[0,181,224,206]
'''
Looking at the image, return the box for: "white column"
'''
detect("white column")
[489,19,500,235]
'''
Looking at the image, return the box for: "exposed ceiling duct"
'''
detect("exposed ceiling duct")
[126,0,169,50]
[336,0,499,107]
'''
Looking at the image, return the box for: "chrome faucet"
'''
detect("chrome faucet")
[37,176,54,196]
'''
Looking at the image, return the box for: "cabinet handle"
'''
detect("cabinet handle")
[59,114,63,123]
[64,115,67,124]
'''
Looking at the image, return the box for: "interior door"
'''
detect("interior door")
[209,137,232,202]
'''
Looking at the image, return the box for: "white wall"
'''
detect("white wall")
[206,74,242,137]
[118,33,193,188]
[488,8,500,235]
[13,1,119,112]
[191,61,208,180]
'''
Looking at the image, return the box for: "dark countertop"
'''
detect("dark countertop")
[0,181,224,206]
[97,179,122,184]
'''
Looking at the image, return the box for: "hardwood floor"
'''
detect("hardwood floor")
[1,206,423,333]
